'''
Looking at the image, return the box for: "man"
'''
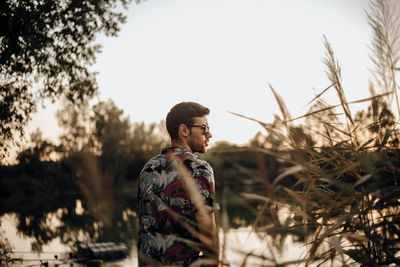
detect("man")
[137,102,219,266]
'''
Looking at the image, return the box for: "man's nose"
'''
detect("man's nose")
[207,131,212,138]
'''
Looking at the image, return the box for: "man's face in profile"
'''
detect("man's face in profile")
[187,116,212,153]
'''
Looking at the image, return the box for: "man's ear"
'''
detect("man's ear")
[178,124,190,138]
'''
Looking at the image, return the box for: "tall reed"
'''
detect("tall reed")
[231,0,400,266]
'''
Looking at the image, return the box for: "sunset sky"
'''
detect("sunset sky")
[28,0,373,146]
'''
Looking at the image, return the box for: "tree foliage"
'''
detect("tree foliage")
[56,98,169,180]
[57,100,97,155]
[0,0,132,144]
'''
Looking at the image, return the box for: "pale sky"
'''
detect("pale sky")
[28,0,373,146]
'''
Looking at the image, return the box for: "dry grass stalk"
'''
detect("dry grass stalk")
[225,2,400,265]
[269,84,292,124]
[322,35,354,128]
[229,112,289,149]
[163,205,214,248]
[312,116,350,137]
[287,91,393,123]
[169,154,218,256]
[272,165,306,186]
[220,197,229,267]
[302,124,337,145]
[303,82,336,109]
[282,188,319,208]
[189,258,218,267]
[367,0,400,114]
[73,153,114,227]
[228,111,271,131]
[169,155,210,225]
[252,146,274,195]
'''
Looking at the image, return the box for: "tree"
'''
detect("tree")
[57,100,98,156]
[17,129,58,164]
[0,0,133,147]
[92,99,132,179]
[92,100,169,181]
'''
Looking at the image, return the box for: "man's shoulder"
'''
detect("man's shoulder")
[172,148,210,168]
[141,147,213,175]
[148,152,166,164]
[188,152,211,168]
[180,153,213,181]
[140,153,167,174]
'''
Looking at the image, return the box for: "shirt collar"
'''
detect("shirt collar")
[161,146,190,154]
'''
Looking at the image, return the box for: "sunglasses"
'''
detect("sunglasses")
[186,124,210,135]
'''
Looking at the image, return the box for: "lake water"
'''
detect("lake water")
[1,213,349,266]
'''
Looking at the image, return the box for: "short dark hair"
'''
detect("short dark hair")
[166,102,210,140]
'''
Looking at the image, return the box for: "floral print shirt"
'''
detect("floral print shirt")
[137,147,216,266]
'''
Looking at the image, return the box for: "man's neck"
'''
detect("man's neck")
[171,139,192,153]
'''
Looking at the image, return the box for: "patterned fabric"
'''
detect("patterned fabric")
[137,147,216,266]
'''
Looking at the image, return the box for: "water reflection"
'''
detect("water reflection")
[11,201,137,251]
[2,210,139,267]
[3,213,311,267]
[1,185,259,252]
[0,183,265,266]
[0,173,302,266]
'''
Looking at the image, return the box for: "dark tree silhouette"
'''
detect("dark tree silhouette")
[0,0,133,145]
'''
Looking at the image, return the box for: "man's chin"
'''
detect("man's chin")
[196,147,207,153]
